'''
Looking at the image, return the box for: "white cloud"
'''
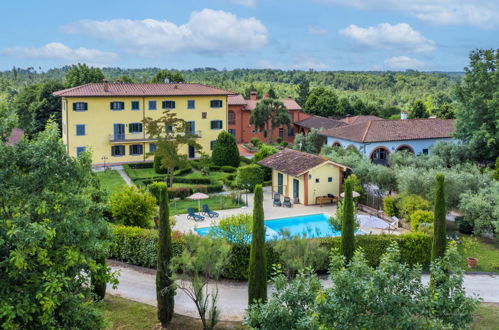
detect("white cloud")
[0,42,118,66]
[308,26,329,35]
[316,0,499,29]
[384,56,427,70]
[62,9,268,57]
[339,23,435,52]
[227,0,256,7]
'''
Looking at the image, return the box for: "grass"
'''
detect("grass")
[183,170,232,182]
[103,294,245,329]
[123,165,163,180]
[103,295,497,330]
[96,170,127,193]
[169,194,244,215]
[459,235,499,273]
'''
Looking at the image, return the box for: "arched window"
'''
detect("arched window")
[370,147,390,166]
[332,141,342,148]
[396,145,415,154]
[228,111,236,125]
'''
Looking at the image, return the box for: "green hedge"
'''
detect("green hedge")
[240,156,252,165]
[173,177,212,184]
[221,165,237,173]
[127,163,154,169]
[109,226,432,279]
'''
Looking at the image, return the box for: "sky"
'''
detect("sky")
[0,0,498,72]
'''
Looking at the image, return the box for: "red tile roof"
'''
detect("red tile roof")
[257,148,328,176]
[340,115,382,124]
[321,119,455,143]
[6,128,24,146]
[53,83,236,97]
[227,94,302,111]
[295,115,347,130]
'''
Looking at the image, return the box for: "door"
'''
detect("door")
[277,173,283,194]
[293,179,299,199]
[188,145,196,159]
[113,124,125,140]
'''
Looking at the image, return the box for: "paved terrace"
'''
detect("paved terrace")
[173,186,406,235]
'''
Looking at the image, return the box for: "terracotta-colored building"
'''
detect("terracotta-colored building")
[227,92,312,144]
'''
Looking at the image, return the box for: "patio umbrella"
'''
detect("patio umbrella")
[188,192,209,213]
[340,191,361,198]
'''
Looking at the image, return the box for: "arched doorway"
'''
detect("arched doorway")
[370,147,390,166]
[332,141,342,148]
[396,144,415,154]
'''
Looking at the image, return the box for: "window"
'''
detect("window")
[210,140,217,150]
[131,101,140,111]
[202,112,207,119]
[73,102,88,111]
[162,100,175,109]
[328,177,332,182]
[149,143,157,153]
[110,101,125,111]
[187,100,195,109]
[129,122,143,133]
[315,178,320,183]
[148,101,157,110]
[228,129,236,136]
[210,120,223,130]
[288,127,295,137]
[422,148,429,155]
[167,125,173,132]
[228,111,236,125]
[76,124,85,136]
[129,144,143,155]
[111,145,125,157]
[279,128,284,139]
[186,121,195,135]
[210,100,223,108]
[76,147,86,157]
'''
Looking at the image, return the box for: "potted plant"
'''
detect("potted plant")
[463,236,478,268]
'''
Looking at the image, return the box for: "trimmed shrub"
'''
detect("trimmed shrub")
[207,183,224,193]
[128,163,153,169]
[410,210,434,231]
[173,177,211,185]
[221,165,237,173]
[236,164,264,191]
[109,186,156,228]
[154,155,168,174]
[240,156,252,165]
[193,185,208,193]
[209,164,221,171]
[383,195,398,217]
[167,187,192,199]
[173,164,192,176]
[212,131,240,167]
[396,194,432,220]
[148,181,167,204]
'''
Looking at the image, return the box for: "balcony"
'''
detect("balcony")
[109,130,202,142]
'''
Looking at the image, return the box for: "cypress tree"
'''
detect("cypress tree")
[211,131,240,167]
[156,186,174,327]
[248,184,267,305]
[494,156,499,181]
[432,174,447,260]
[341,178,355,264]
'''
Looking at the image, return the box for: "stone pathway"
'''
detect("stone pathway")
[116,167,133,187]
[108,262,499,321]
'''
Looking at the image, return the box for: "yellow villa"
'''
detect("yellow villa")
[258,148,349,206]
[53,82,235,166]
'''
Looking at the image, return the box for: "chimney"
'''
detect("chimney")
[250,91,257,100]
[103,79,109,92]
[401,110,408,120]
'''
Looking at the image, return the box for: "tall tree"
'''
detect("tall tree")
[211,131,240,167]
[304,87,340,117]
[65,63,105,87]
[248,184,267,305]
[250,99,290,143]
[267,86,277,99]
[408,100,429,119]
[0,102,16,143]
[156,185,175,327]
[296,80,310,107]
[341,178,355,264]
[151,70,185,83]
[495,156,499,181]
[432,174,447,260]
[293,128,326,154]
[0,122,115,329]
[455,49,499,161]
[143,112,201,187]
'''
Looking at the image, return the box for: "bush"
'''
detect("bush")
[148,181,167,204]
[455,216,474,234]
[208,214,253,244]
[209,164,221,171]
[383,195,398,216]
[410,210,434,232]
[236,164,264,191]
[211,131,240,167]
[128,163,153,169]
[167,187,192,199]
[251,137,262,148]
[109,186,157,228]
[153,155,167,174]
[173,163,192,176]
[221,165,237,173]
[173,177,211,185]
[193,185,208,193]
[396,194,432,220]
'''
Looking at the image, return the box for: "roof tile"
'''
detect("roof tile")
[257,148,327,176]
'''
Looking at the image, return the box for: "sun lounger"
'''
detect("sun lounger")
[187,207,205,221]
[202,204,219,218]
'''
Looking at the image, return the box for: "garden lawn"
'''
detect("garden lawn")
[103,294,244,329]
[182,170,232,182]
[123,165,163,180]
[472,303,499,330]
[96,170,127,193]
[169,195,243,215]
[459,236,499,273]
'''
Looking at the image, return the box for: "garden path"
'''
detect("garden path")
[108,261,499,321]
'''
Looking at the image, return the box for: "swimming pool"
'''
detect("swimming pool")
[195,213,362,241]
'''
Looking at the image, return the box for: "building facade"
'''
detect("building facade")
[227,92,311,144]
[54,82,234,166]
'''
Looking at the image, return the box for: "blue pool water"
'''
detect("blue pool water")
[195,213,362,241]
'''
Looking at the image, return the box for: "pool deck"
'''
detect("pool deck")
[173,186,407,235]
